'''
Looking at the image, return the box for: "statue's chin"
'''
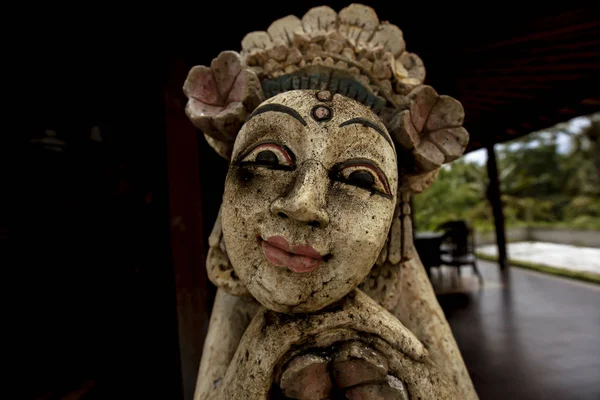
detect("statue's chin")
[239,255,375,314]
[247,276,344,314]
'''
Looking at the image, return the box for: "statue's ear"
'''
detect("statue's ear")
[206,206,251,297]
[376,190,414,266]
[363,190,414,309]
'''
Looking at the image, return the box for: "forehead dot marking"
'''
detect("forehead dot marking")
[312,105,333,122]
[316,90,333,102]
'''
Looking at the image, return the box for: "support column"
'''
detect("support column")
[165,57,212,400]
[486,143,508,270]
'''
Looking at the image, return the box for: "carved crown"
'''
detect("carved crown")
[183,4,469,192]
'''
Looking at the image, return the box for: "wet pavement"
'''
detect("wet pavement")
[437,260,600,400]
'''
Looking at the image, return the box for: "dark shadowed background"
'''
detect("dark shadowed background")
[17,1,599,399]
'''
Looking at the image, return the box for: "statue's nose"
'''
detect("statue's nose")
[270,160,330,228]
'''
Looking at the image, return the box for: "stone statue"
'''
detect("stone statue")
[183,4,477,399]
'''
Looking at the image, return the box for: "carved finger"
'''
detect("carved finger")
[280,354,333,400]
[332,341,388,389]
[344,376,409,400]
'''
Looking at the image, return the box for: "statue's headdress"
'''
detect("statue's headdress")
[183,4,469,297]
[183,4,468,193]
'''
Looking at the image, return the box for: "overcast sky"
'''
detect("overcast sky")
[461,114,595,166]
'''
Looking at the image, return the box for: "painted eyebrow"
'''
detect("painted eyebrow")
[247,103,307,126]
[339,118,393,148]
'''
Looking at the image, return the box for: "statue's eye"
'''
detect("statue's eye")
[347,170,375,189]
[331,159,391,197]
[238,142,295,170]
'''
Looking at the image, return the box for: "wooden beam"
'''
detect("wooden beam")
[165,57,212,400]
[485,143,508,270]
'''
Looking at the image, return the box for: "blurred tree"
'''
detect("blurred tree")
[413,113,600,232]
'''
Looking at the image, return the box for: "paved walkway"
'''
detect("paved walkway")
[477,241,600,275]
[437,260,600,400]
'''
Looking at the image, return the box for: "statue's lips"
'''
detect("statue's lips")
[261,236,323,273]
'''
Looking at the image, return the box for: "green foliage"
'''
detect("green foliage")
[413,114,600,232]
[414,159,491,231]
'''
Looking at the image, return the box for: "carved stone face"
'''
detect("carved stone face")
[221,90,398,313]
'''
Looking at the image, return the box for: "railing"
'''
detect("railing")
[475,227,600,248]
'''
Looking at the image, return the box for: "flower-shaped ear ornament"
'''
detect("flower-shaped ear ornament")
[183,51,264,159]
[390,85,469,192]
[182,4,469,192]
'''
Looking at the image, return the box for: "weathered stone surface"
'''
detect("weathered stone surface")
[286,47,303,64]
[333,341,388,388]
[386,84,469,173]
[399,52,425,84]
[214,290,460,399]
[324,36,344,53]
[389,254,478,400]
[307,43,323,58]
[345,380,409,400]
[400,169,439,193]
[375,237,388,266]
[185,4,478,400]
[413,140,445,171]
[360,58,373,71]
[268,15,303,45]
[370,22,406,57]
[222,90,398,313]
[183,51,264,149]
[280,354,332,399]
[388,110,419,150]
[242,31,272,51]
[372,59,392,80]
[212,102,245,139]
[338,4,379,45]
[210,51,243,100]
[388,203,402,265]
[426,95,465,131]
[409,85,438,132]
[193,290,260,400]
[267,39,288,61]
[429,127,468,162]
[206,210,250,297]
[301,6,337,34]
